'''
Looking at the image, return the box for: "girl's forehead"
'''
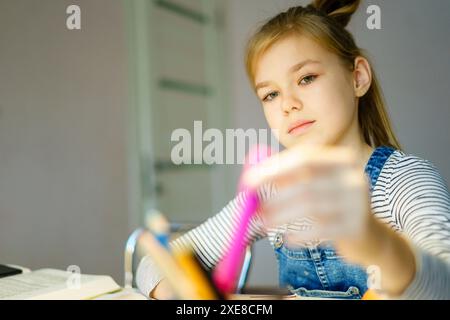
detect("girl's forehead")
[254,35,333,82]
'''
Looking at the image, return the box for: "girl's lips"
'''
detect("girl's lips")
[288,120,316,135]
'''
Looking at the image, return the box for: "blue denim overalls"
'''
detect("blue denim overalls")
[273,146,395,299]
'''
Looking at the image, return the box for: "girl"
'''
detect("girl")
[137,0,450,299]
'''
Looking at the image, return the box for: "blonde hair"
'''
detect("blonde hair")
[245,0,401,149]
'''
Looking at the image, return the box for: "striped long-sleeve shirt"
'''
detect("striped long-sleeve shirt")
[136,149,450,299]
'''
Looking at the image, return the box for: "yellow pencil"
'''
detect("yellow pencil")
[362,289,381,300]
[139,232,198,299]
[173,247,218,300]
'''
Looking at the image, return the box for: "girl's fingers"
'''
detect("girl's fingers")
[259,167,369,243]
[262,189,339,228]
[246,145,369,244]
[243,145,357,188]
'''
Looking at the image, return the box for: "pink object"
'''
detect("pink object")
[213,144,273,294]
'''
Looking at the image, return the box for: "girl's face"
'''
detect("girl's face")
[254,34,368,149]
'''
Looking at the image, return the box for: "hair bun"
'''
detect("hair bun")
[308,0,360,27]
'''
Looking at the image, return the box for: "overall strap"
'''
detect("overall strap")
[364,146,396,192]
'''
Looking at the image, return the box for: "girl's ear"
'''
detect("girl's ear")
[353,57,372,98]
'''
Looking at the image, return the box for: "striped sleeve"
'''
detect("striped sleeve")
[135,185,270,297]
[387,155,450,299]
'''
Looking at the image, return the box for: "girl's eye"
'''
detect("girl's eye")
[299,75,317,86]
[262,91,279,102]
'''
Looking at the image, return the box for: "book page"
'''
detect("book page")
[95,288,148,300]
[0,269,120,300]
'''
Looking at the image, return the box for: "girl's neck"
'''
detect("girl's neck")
[358,143,375,172]
[334,135,374,173]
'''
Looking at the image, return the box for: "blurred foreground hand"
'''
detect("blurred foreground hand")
[244,145,371,250]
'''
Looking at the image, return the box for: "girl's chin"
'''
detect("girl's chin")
[282,137,322,149]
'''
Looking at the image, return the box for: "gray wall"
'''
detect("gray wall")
[0,0,130,283]
[224,0,450,286]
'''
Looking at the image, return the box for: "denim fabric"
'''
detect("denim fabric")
[274,146,396,299]
[364,146,396,193]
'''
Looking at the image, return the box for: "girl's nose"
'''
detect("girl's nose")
[282,92,303,115]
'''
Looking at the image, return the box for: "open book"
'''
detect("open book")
[0,268,121,300]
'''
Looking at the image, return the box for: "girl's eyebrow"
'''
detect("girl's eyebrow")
[289,59,321,73]
[255,81,271,92]
[255,59,321,92]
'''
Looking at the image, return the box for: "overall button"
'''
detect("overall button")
[311,252,321,260]
[274,233,283,249]
[349,287,360,295]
